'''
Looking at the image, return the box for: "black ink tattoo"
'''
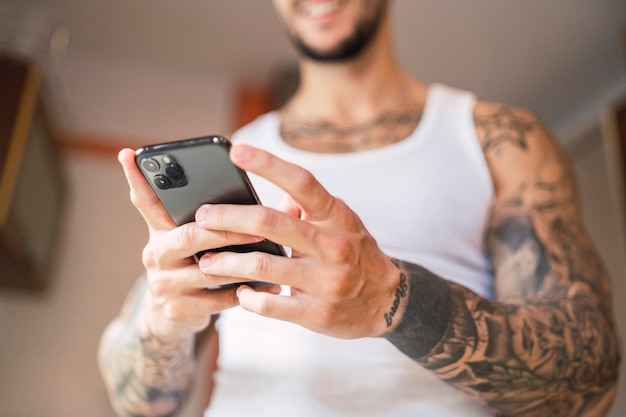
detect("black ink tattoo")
[284,111,422,138]
[99,277,196,417]
[475,105,535,153]
[382,103,620,416]
[384,264,408,327]
[384,260,452,359]
[112,331,191,414]
[280,109,422,153]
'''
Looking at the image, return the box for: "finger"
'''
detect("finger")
[161,287,240,322]
[152,222,266,265]
[236,285,314,327]
[198,250,331,292]
[196,203,322,258]
[118,148,174,230]
[147,263,237,297]
[164,282,280,323]
[230,144,336,221]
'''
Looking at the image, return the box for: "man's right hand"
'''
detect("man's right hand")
[118,148,274,341]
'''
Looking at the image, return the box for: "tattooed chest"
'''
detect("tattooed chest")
[280,110,422,153]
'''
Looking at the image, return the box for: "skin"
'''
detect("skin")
[99,1,621,416]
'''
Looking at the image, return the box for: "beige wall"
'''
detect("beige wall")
[0,52,234,417]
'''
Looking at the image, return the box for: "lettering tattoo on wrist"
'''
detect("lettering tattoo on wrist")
[384,265,408,327]
[384,259,453,359]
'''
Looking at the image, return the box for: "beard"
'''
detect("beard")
[286,1,387,62]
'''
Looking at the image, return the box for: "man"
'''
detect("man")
[100,1,621,416]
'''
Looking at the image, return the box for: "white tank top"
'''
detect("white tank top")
[205,84,495,417]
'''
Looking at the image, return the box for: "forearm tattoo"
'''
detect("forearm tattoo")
[384,105,620,416]
[100,279,195,417]
[112,333,193,416]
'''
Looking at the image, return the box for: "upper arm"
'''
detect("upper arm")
[470,103,621,415]
[473,101,613,306]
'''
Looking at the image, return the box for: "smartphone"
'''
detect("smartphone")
[135,135,286,261]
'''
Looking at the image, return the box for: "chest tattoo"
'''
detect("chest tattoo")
[280,109,423,153]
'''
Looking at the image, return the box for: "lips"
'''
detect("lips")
[296,0,347,18]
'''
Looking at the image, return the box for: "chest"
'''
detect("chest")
[279,109,423,153]
[252,136,493,263]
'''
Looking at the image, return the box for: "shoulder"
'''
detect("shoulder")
[473,100,543,151]
[471,100,572,197]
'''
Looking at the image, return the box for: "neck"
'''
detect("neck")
[284,18,421,125]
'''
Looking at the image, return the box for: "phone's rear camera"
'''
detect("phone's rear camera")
[141,158,160,172]
[164,163,184,179]
[153,175,171,190]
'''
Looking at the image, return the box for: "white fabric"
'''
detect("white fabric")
[204,84,496,416]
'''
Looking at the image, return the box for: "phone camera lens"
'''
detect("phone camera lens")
[153,175,171,190]
[164,163,184,179]
[141,158,160,172]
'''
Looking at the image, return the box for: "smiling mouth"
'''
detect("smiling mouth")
[297,0,347,18]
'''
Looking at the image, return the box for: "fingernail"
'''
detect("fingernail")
[196,205,208,223]
[231,144,251,162]
[236,285,251,298]
[199,253,212,270]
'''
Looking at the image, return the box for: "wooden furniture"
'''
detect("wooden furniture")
[0,54,65,291]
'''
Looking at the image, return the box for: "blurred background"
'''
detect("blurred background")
[0,1,625,416]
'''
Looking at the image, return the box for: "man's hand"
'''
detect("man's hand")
[118,148,274,341]
[193,143,403,339]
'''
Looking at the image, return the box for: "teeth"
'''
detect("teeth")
[303,0,343,18]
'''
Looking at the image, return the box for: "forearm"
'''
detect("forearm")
[98,280,197,417]
[384,259,621,417]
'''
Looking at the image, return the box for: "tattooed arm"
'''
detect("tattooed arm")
[385,103,621,416]
[98,276,212,417]
[99,149,244,416]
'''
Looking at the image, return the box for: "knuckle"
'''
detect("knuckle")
[293,170,317,194]
[324,270,352,298]
[323,262,365,300]
[142,245,157,269]
[177,223,197,252]
[252,206,280,231]
[163,301,184,321]
[325,235,354,264]
[142,235,170,269]
[149,277,172,298]
[250,253,270,277]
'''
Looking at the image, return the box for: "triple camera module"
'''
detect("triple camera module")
[140,155,188,190]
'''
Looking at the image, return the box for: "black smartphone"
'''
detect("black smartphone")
[135,135,286,260]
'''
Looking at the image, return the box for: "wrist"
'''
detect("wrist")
[138,291,199,346]
[382,260,453,359]
[373,257,411,337]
